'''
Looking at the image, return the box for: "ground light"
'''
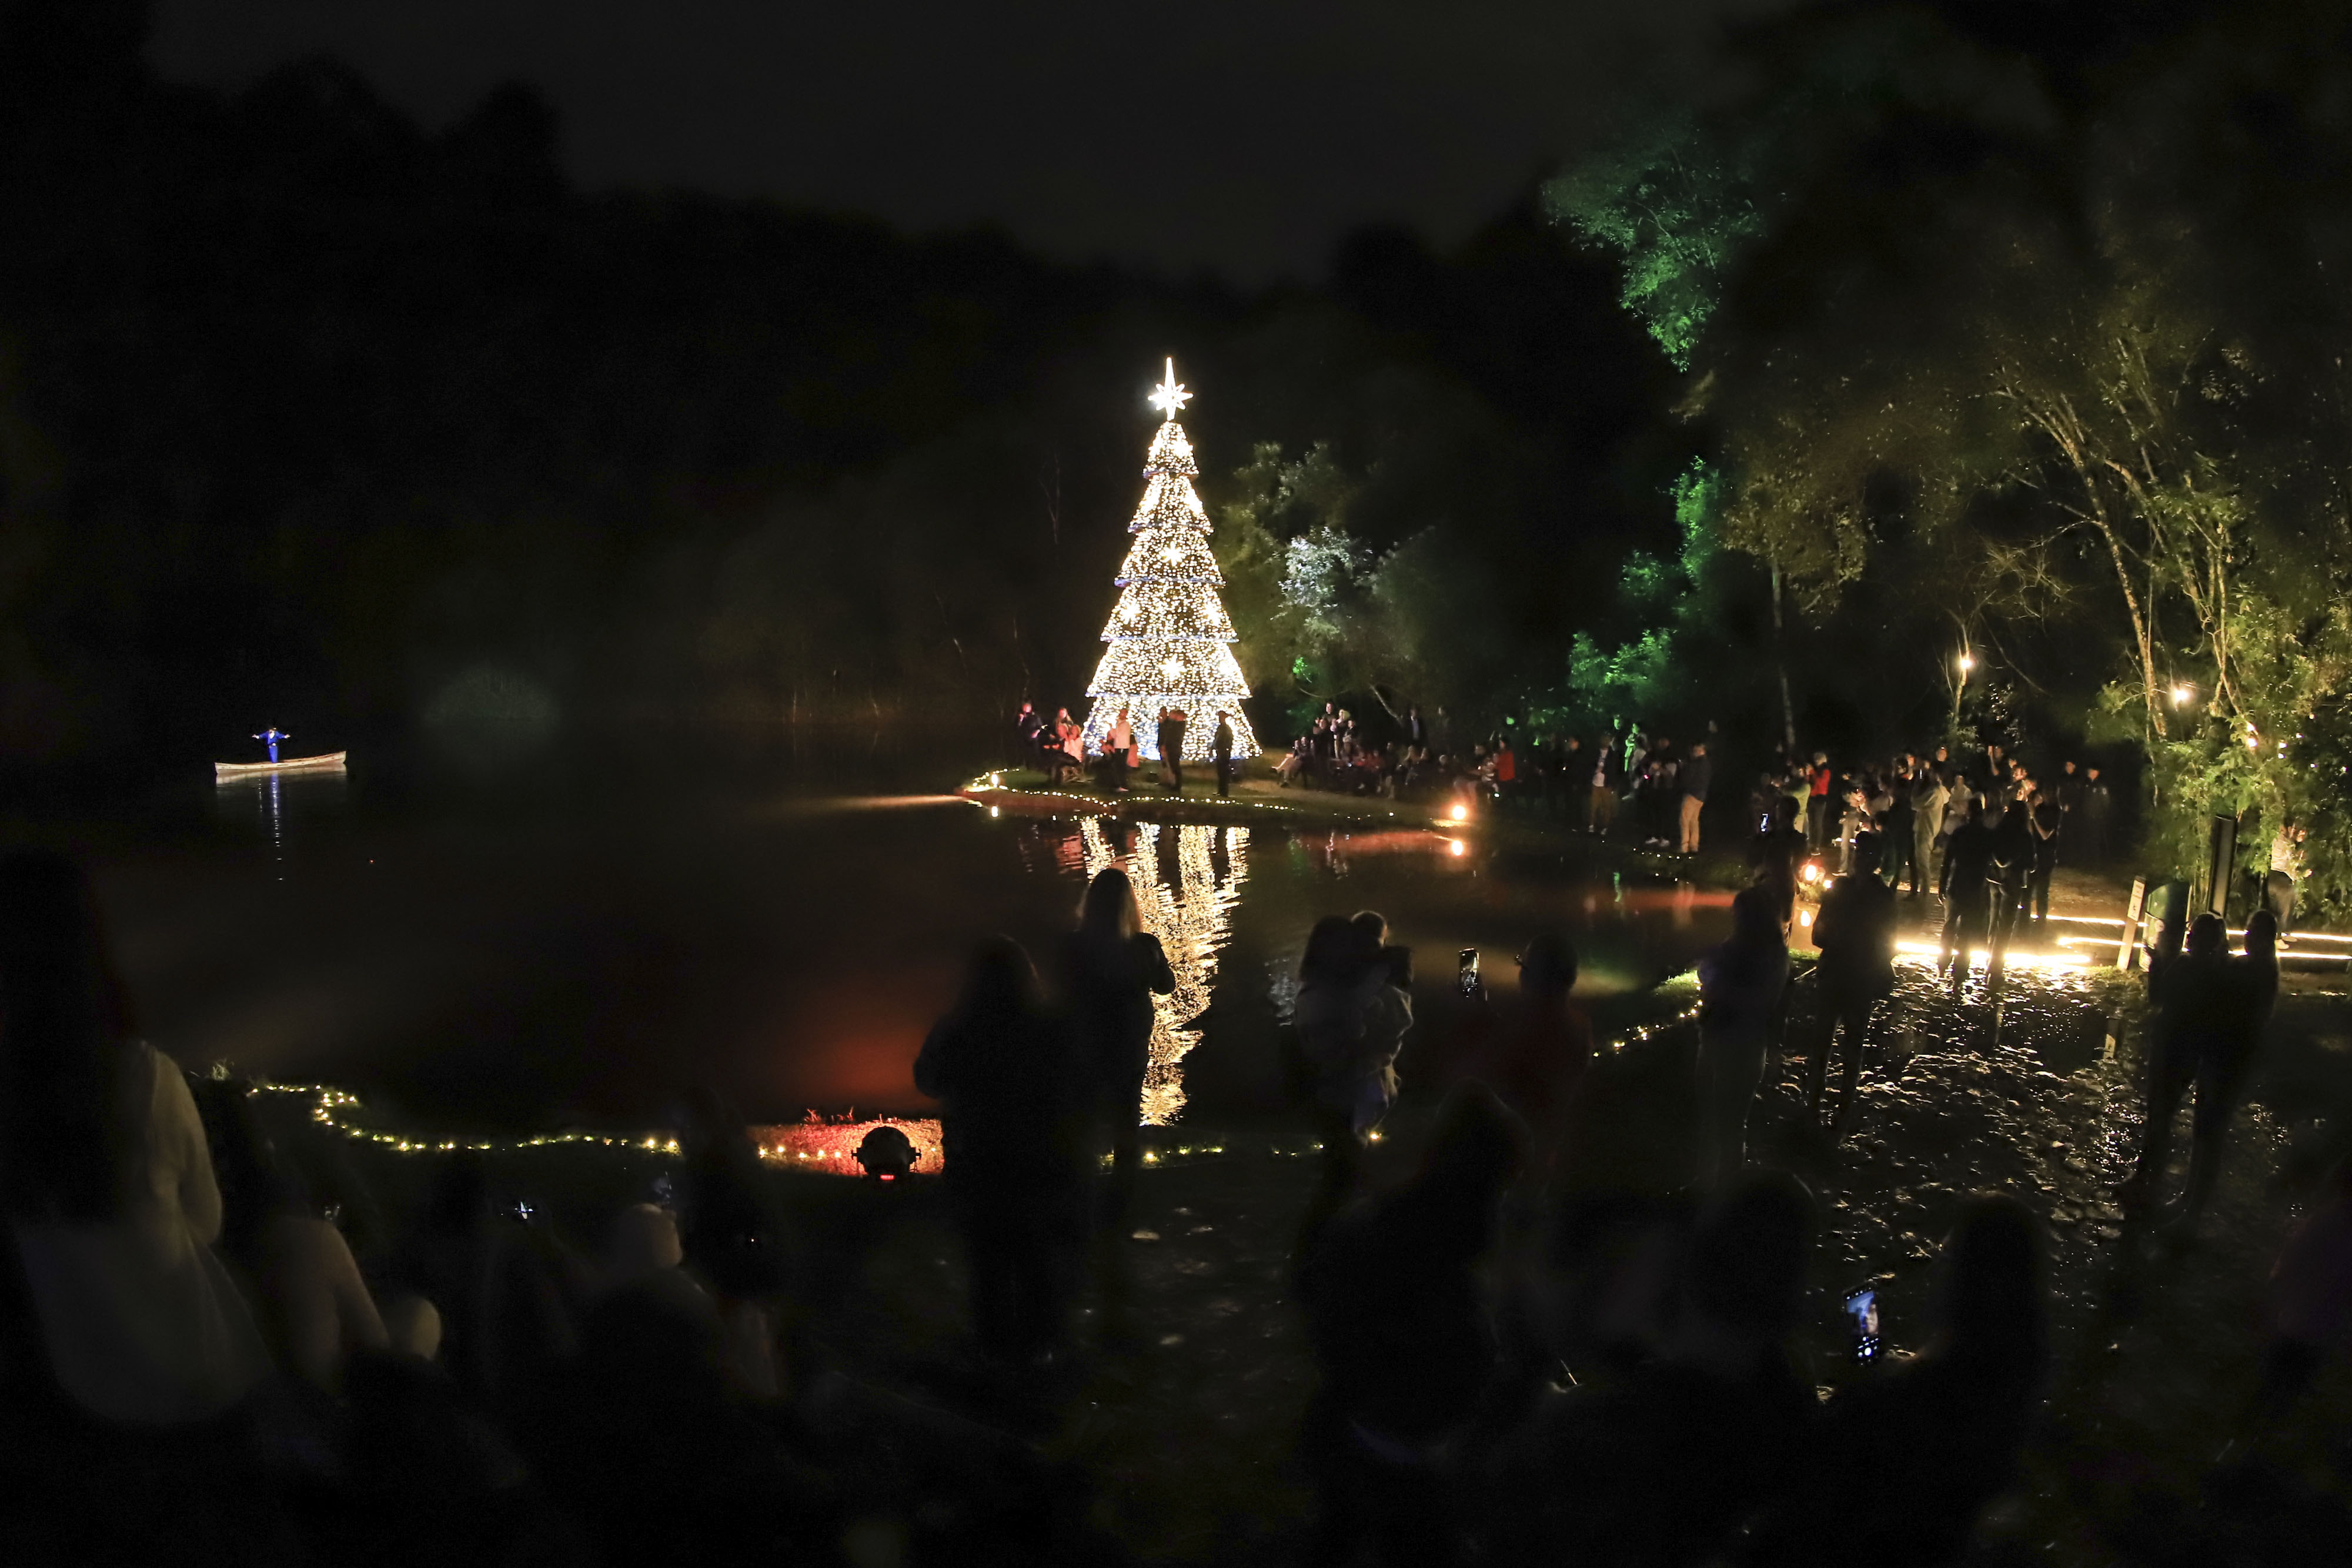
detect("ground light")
[1449,802,1469,822]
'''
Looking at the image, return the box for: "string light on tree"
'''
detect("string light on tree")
[1081,359,1259,762]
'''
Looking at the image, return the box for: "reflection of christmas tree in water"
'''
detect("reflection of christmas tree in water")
[1079,819,1249,1125]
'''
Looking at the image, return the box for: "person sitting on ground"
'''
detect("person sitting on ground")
[397,1150,578,1412]
[914,937,1087,1370]
[1738,1193,2048,1567]
[1808,834,1898,1131]
[1279,731,1313,787]
[1053,707,1084,783]
[0,850,272,1428]
[604,1202,686,1289]
[1297,1085,1528,1568]
[194,1075,413,1393]
[1482,1171,1819,1568]
[532,1255,834,1567]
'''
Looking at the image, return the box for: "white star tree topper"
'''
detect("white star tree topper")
[1147,357,1191,419]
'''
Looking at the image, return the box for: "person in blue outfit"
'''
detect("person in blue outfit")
[254,728,289,763]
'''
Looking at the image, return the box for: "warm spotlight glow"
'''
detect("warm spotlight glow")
[1449,803,1469,822]
[1957,653,1975,671]
[1892,937,2091,973]
[1449,839,1466,857]
[2170,685,2192,706]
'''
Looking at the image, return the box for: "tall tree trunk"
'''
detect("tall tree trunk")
[1768,558,1796,752]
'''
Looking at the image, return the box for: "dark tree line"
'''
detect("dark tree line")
[0,1,1674,791]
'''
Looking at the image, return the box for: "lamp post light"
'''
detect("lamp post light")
[1950,650,1975,741]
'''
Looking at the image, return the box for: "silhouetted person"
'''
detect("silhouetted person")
[1483,1172,1818,1568]
[1739,1193,2049,1567]
[677,1085,786,1392]
[2026,788,2061,923]
[2122,914,2263,1219]
[2079,765,2112,862]
[1749,796,1808,931]
[400,1150,576,1411]
[1880,773,1916,892]
[192,1076,409,1393]
[0,851,269,1424]
[1162,707,1188,791]
[1297,1085,1526,1568]
[1448,932,1592,1176]
[1809,835,1897,1129]
[1984,799,2032,971]
[914,937,1086,1368]
[0,851,279,1562]
[1057,868,1174,1227]
[2253,1154,2352,1422]
[535,1266,828,1566]
[1696,887,1790,1186]
[1938,804,1994,984]
[1909,767,1949,897]
[1679,741,1711,853]
[1295,915,1412,1232]
[1212,710,1237,796]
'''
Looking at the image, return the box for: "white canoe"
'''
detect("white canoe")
[214,751,348,781]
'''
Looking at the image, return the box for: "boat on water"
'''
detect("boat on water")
[214,751,348,781]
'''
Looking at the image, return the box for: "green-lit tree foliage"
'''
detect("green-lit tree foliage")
[1555,0,2352,913]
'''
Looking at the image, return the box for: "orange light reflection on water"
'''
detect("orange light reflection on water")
[751,1115,944,1176]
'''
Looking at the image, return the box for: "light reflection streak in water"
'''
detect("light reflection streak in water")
[752,1115,944,1175]
[1079,819,1250,1126]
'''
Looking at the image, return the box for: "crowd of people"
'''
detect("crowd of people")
[1268,711,1718,854]
[1012,702,1242,798]
[3,777,2342,1564]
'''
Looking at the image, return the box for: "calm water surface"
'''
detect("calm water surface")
[67,737,1731,1134]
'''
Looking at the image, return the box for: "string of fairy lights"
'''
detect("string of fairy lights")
[232,989,1704,1175]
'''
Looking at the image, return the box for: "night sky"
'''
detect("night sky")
[149,0,1768,281]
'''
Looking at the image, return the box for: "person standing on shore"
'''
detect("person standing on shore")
[1806,752,1833,853]
[1058,869,1174,1228]
[1910,765,1949,898]
[2080,765,2111,864]
[1590,731,1622,837]
[1163,707,1188,794]
[914,938,1086,1369]
[1102,707,1135,795]
[1809,836,1898,1129]
[1679,742,1712,854]
[1696,885,1790,1185]
[1212,711,1236,797]
[1939,802,1994,985]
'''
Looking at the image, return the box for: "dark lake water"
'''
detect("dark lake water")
[55,733,1733,1136]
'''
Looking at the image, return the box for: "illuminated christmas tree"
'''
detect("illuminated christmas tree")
[1081,360,1259,762]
